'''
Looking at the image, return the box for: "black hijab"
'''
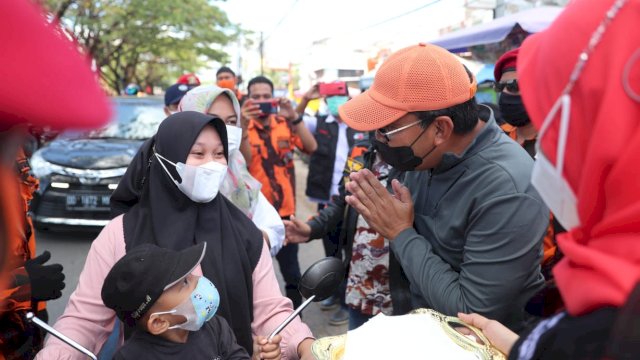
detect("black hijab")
[110,135,153,218]
[119,111,263,354]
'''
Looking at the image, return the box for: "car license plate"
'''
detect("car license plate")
[66,194,110,210]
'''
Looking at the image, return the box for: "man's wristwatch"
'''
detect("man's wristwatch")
[292,114,304,125]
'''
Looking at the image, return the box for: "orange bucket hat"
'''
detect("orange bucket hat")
[339,43,477,131]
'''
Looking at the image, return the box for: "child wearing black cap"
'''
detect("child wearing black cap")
[101,242,280,360]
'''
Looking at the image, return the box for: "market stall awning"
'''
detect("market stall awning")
[427,6,564,53]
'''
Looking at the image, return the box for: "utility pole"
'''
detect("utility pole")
[259,31,264,75]
[237,31,243,82]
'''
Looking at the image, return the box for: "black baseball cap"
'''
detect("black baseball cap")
[101,242,206,325]
[164,83,197,107]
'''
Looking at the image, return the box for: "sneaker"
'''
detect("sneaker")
[319,296,339,311]
[328,308,349,326]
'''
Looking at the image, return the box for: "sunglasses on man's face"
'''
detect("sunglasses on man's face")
[494,79,520,93]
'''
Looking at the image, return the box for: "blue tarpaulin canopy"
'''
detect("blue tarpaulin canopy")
[428,6,564,53]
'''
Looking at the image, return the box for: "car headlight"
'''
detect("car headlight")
[30,150,65,178]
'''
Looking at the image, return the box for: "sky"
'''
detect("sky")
[213,0,491,74]
[218,0,461,48]
[201,0,569,85]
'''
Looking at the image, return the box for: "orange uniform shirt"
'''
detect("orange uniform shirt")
[1,147,40,314]
[247,115,304,218]
[1,147,45,358]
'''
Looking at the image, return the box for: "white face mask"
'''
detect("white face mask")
[225,125,243,154]
[155,152,227,203]
[531,94,579,230]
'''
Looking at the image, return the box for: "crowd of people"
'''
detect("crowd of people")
[1,0,639,359]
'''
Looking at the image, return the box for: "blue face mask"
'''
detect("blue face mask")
[152,276,220,331]
[326,96,349,117]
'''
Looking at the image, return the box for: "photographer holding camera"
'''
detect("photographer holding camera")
[241,76,316,308]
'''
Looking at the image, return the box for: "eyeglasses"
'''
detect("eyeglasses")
[494,79,519,93]
[376,120,422,142]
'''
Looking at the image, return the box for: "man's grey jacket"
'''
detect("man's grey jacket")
[393,116,548,331]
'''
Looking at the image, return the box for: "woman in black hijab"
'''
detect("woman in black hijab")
[37,112,314,360]
[123,111,261,349]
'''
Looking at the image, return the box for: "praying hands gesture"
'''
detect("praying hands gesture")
[344,169,414,240]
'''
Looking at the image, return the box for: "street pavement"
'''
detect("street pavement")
[38,155,348,340]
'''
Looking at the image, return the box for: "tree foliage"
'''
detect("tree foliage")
[44,0,238,94]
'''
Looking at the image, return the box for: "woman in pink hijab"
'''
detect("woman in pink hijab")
[459,0,640,358]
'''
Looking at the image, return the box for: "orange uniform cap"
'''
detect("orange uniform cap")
[339,43,477,131]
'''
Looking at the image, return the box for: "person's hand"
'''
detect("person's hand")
[24,251,65,301]
[252,335,281,360]
[242,99,262,122]
[297,338,315,360]
[240,111,251,134]
[277,98,298,122]
[303,84,320,101]
[457,313,518,356]
[283,215,311,245]
[345,170,414,240]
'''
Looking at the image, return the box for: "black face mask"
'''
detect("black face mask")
[499,93,531,127]
[372,127,436,171]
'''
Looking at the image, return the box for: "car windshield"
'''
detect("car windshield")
[61,98,165,140]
